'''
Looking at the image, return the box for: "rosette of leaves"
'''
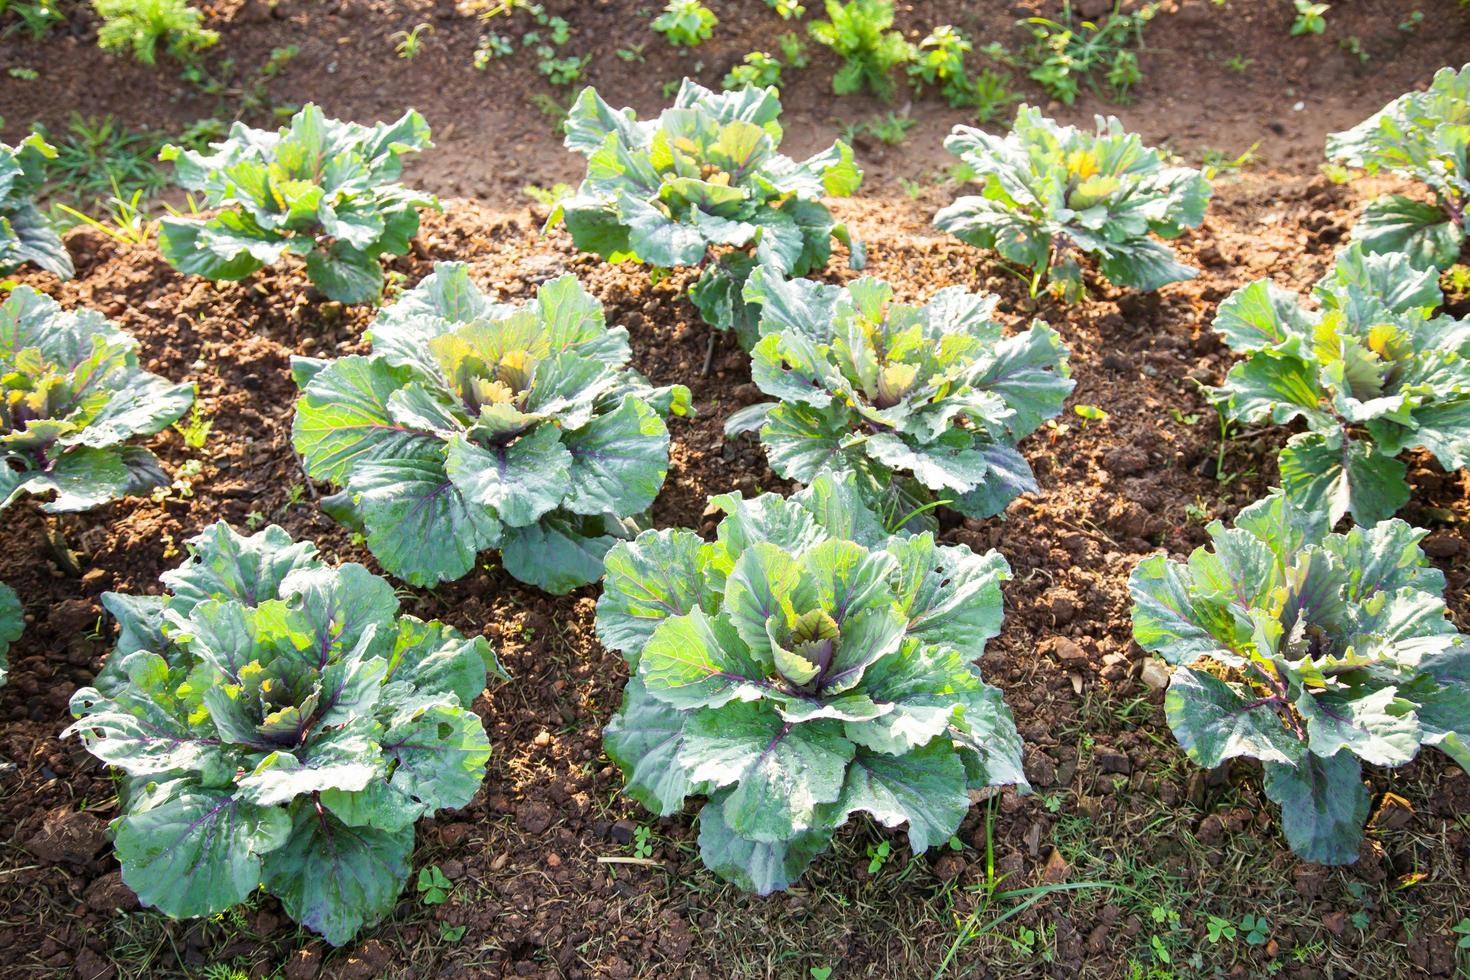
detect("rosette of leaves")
[934,106,1212,299]
[66,522,503,945]
[599,473,1027,894]
[1210,243,1469,526]
[292,263,691,594]
[550,80,864,347]
[157,103,439,304]
[1128,489,1468,864]
[2,286,194,513]
[1,133,73,279]
[725,270,1073,526]
[808,0,914,101]
[1325,63,1468,271]
[0,581,20,687]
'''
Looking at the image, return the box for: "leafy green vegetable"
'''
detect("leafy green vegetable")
[600,473,1026,893]
[67,522,503,945]
[292,263,690,593]
[158,103,439,303]
[0,580,20,687]
[935,106,1211,299]
[2,286,193,513]
[808,0,914,101]
[1326,63,1469,270]
[1210,242,1469,525]
[94,0,218,66]
[652,0,716,47]
[1,134,73,279]
[723,51,783,92]
[551,80,864,345]
[1128,489,1468,864]
[726,271,1073,527]
[1020,1,1154,106]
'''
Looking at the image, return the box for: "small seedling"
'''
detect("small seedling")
[1398,10,1423,31]
[417,865,453,905]
[1338,36,1368,63]
[652,0,715,46]
[1241,914,1269,946]
[1206,915,1237,943]
[777,30,809,67]
[1290,0,1327,35]
[1074,404,1108,424]
[473,32,513,68]
[723,50,782,90]
[632,825,654,859]
[865,111,915,145]
[171,402,212,449]
[440,922,467,942]
[866,840,892,874]
[392,23,432,60]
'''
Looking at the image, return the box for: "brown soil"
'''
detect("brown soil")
[1,2,1469,979]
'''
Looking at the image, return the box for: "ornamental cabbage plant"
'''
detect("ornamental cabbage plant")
[158,103,439,304]
[1,134,72,279]
[0,581,19,687]
[551,80,864,346]
[599,473,1027,894]
[1128,489,1468,864]
[1211,242,1469,526]
[2,287,194,513]
[935,106,1212,299]
[66,522,503,945]
[292,263,690,593]
[725,270,1073,525]
[1326,63,1468,270]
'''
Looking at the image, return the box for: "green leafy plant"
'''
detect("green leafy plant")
[726,271,1073,527]
[1020,1,1154,105]
[0,0,67,39]
[864,111,914,146]
[1205,915,1237,944]
[723,51,783,91]
[778,30,810,68]
[809,0,914,100]
[291,264,690,593]
[1325,63,1469,271]
[935,106,1211,299]
[1128,488,1469,864]
[158,103,439,304]
[66,522,502,945]
[416,865,452,905]
[1241,914,1270,946]
[1290,0,1328,36]
[652,0,715,47]
[551,81,864,344]
[392,22,432,60]
[907,25,971,104]
[2,286,194,513]
[94,0,218,66]
[1209,242,1470,525]
[1,134,72,278]
[35,113,171,205]
[0,581,20,686]
[599,472,1027,894]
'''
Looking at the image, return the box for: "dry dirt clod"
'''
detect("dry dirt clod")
[24,807,108,865]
